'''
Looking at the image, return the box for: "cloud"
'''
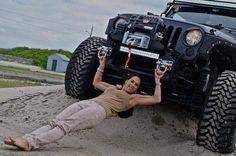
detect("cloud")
[0,0,167,51]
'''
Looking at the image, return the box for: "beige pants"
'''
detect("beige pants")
[23,100,106,150]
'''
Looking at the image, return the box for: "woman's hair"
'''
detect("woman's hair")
[124,73,141,82]
[118,108,134,118]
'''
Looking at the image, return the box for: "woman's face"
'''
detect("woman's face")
[122,76,141,94]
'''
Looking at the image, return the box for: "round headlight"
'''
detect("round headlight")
[114,18,128,29]
[185,30,202,46]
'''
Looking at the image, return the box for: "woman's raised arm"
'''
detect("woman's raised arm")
[129,68,164,108]
[92,56,114,92]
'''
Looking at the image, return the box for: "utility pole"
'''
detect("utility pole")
[85,26,94,37]
[89,26,93,37]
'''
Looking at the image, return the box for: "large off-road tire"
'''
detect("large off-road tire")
[197,70,236,154]
[65,37,106,99]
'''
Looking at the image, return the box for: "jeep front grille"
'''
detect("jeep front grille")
[162,26,182,49]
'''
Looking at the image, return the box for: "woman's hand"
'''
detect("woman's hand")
[154,68,164,84]
[98,56,106,69]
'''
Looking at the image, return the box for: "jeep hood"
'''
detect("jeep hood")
[200,25,236,44]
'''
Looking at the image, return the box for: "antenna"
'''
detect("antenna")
[85,26,94,37]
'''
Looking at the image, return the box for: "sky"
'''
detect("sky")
[0,0,168,52]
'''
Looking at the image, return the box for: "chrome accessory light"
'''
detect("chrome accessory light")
[114,18,128,29]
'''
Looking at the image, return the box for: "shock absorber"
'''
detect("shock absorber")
[191,67,210,108]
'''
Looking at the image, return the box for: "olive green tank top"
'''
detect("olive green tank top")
[92,86,130,117]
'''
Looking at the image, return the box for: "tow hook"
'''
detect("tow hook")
[156,59,173,73]
[97,46,112,58]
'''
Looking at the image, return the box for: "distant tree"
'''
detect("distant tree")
[0,47,72,69]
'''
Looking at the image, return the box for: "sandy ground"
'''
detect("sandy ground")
[0,85,234,156]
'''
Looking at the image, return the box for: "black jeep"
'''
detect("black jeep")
[65,0,236,154]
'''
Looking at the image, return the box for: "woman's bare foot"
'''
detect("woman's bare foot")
[4,137,30,151]
[4,137,14,145]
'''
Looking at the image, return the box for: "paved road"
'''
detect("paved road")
[0,60,65,84]
[0,60,65,76]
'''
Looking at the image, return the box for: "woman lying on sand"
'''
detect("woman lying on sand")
[4,56,164,151]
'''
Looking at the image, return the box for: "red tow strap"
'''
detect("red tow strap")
[124,42,132,68]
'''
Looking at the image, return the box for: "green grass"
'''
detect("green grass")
[0,66,65,80]
[0,78,48,88]
[0,47,72,68]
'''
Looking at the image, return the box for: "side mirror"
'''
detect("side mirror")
[160,13,166,17]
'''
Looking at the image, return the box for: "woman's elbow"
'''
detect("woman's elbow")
[93,82,98,89]
[154,97,161,104]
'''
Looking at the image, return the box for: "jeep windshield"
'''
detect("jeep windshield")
[166,5,236,31]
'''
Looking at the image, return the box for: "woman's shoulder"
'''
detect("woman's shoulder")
[115,84,122,90]
[104,85,117,92]
[106,85,122,90]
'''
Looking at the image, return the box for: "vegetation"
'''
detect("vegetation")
[0,78,48,88]
[0,65,64,88]
[0,66,65,80]
[0,47,72,69]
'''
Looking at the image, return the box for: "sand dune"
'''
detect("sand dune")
[0,85,234,156]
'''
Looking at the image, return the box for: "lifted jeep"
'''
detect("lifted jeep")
[65,0,236,154]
